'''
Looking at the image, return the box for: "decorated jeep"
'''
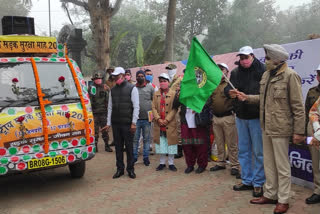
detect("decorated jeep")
[0,34,95,178]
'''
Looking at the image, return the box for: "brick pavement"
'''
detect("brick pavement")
[0,142,319,214]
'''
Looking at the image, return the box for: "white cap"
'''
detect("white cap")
[217,63,229,71]
[158,73,170,81]
[237,46,253,56]
[316,64,320,71]
[111,67,125,76]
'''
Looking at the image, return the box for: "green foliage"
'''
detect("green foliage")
[175,0,227,48]
[110,31,129,66]
[144,36,165,65]
[110,2,165,68]
[203,0,278,55]
[0,0,31,18]
[276,1,320,43]
[58,0,320,73]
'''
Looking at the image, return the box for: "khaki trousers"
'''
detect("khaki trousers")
[309,145,320,195]
[263,133,291,204]
[212,115,239,169]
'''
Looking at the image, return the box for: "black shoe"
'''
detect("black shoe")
[184,166,194,174]
[105,146,113,152]
[174,145,183,159]
[143,157,150,166]
[233,183,254,191]
[128,171,136,179]
[253,187,263,197]
[236,173,241,179]
[210,165,226,171]
[133,158,138,164]
[231,168,239,176]
[306,193,320,204]
[112,170,124,179]
[109,141,115,146]
[195,167,205,174]
[174,153,183,159]
[168,165,177,171]
[156,164,166,171]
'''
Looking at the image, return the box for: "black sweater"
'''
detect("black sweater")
[224,58,265,119]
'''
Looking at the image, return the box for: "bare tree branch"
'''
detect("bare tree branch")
[22,0,32,6]
[60,0,89,11]
[111,0,124,17]
[62,3,74,25]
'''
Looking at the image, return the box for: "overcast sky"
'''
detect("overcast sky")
[29,0,312,35]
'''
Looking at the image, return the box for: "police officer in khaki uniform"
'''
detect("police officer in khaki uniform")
[210,63,240,177]
[305,64,320,204]
[105,66,116,89]
[239,44,305,214]
[89,71,113,152]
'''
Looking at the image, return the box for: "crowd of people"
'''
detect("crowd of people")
[88,44,320,214]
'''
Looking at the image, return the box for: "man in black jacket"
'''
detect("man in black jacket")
[104,67,140,179]
[224,46,265,197]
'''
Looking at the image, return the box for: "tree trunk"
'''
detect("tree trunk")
[101,15,111,69]
[164,0,177,62]
[61,0,123,71]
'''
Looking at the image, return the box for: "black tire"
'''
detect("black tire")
[68,161,86,178]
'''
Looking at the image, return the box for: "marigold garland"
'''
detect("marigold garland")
[65,55,91,145]
[30,58,51,153]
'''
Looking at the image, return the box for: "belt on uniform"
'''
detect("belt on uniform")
[214,111,234,118]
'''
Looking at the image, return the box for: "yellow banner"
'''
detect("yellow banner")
[0,104,94,148]
[0,35,57,54]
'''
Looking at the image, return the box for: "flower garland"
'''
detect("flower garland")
[65,55,90,145]
[30,57,51,153]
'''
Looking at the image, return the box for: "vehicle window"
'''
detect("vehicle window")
[0,61,80,107]
[37,62,80,103]
[0,63,37,106]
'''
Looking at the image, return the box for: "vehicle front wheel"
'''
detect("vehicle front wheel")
[68,161,86,178]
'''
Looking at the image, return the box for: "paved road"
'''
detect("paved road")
[0,141,319,214]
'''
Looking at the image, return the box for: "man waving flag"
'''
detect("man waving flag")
[179,37,222,113]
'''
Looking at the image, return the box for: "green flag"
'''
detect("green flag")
[179,37,222,113]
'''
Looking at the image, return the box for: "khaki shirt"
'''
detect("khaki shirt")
[247,63,305,136]
[169,74,182,93]
[305,85,320,135]
[106,79,116,89]
[211,80,233,115]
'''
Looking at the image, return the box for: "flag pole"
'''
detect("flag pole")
[222,72,236,90]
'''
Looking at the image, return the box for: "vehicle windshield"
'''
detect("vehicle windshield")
[0,61,80,107]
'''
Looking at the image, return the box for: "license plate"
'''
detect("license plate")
[28,155,66,170]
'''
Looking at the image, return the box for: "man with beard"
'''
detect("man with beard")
[237,44,305,214]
